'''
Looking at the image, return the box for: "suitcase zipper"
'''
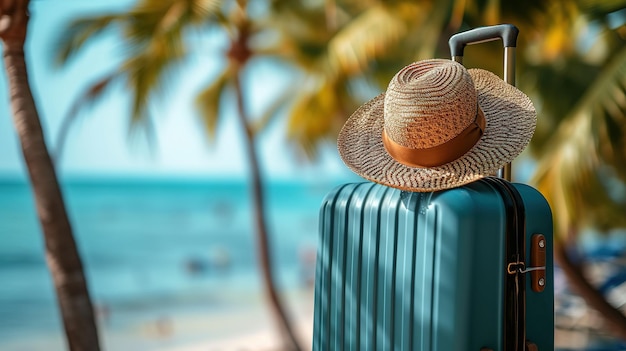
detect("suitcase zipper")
[481,177,526,351]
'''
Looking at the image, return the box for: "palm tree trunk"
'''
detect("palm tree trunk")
[555,231,626,340]
[1,27,101,351]
[232,69,304,351]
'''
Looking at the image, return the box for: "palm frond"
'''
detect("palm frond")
[195,66,233,141]
[531,45,626,239]
[55,14,125,66]
[287,80,338,159]
[523,59,601,152]
[125,0,222,43]
[326,2,421,76]
[585,46,626,179]
[56,0,227,130]
[53,72,120,164]
[410,1,452,60]
[483,0,500,25]
[286,76,360,159]
[577,0,626,16]
[121,33,187,125]
[118,0,227,125]
[275,1,450,159]
[262,2,334,71]
[538,2,580,61]
[531,108,626,240]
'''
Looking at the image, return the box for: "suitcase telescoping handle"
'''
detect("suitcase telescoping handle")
[448,24,520,181]
[448,24,519,85]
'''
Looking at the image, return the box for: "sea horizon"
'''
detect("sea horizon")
[0,172,359,186]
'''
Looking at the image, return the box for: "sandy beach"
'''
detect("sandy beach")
[156,290,315,351]
[163,310,314,351]
[0,287,315,351]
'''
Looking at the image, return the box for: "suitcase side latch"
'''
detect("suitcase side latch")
[529,234,547,292]
[505,234,547,293]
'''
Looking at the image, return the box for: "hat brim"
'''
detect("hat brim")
[337,68,536,192]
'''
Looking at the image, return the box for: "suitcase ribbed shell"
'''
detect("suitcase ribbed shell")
[313,181,553,351]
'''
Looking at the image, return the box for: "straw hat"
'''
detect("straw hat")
[337,59,536,192]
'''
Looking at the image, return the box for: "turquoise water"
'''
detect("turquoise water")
[0,179,333,344]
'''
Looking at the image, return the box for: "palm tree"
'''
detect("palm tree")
[278,0,626,341]
[268,0,450,158]
[0,0,100,350]
[54,1,302,349]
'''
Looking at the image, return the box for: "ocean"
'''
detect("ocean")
[0,178,334,349]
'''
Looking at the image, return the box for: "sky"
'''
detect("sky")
[0,0,355,183]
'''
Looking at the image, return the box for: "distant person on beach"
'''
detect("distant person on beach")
[184,246,231,275]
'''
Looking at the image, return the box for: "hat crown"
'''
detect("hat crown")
[383,59,479,150]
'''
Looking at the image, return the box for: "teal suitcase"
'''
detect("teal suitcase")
[312,178,554,350]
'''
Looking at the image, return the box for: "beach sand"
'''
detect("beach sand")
[157,290,315,351]
[0,288,315,351]
[162,311,313,351]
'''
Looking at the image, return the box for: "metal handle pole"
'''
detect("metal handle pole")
[498,46,516,181]
[450,25,519,181]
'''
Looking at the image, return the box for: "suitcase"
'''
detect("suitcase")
[312,25,554,351]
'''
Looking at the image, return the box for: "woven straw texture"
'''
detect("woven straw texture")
[384,60,478,149]
[337,60,536,192]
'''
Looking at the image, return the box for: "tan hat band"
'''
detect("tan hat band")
[382,108,486,168]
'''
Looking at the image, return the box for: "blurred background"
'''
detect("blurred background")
[1,0,626,350]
